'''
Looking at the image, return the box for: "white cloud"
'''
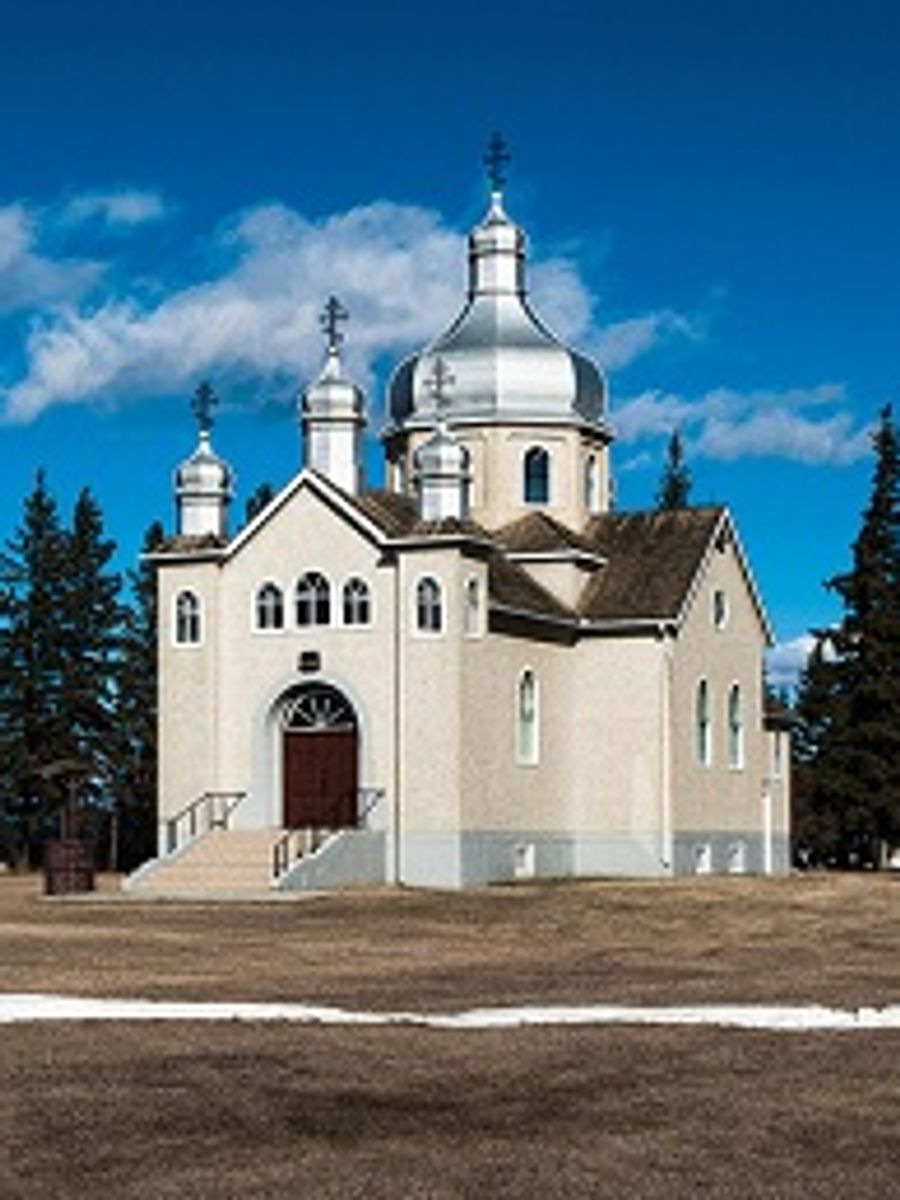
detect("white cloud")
[765,634,815,690]
[591,310,700,372]
[0,204,102,313]
[61,189,170,227]
[613,383,870,466]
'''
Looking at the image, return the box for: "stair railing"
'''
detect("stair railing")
[165,790,247,856]
[271,787,386,880]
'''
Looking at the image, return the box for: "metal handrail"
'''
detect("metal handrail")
[271,787,386,879]
[165,790,247,855]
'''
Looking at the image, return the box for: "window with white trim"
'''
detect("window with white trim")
[343,577,371,626]
[296,572,331,626]
[523,446,550,504]
[728,683,744,769]
[584,454,600,513]
[712,589,728,629]
[255,582,284,630]
[517,669,539,765]
[696,678,711,766]
[416,576,443,633]
[175,590,201,645]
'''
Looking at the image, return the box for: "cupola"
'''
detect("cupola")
[413,357,471,521]
[300,296,366,496]
[174,382,235,538]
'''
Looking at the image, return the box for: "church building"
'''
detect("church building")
[126,148,790,895]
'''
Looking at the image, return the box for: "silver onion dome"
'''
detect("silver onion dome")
[387,190,606,431]
[174,429,235,501]
[301,344,366,424]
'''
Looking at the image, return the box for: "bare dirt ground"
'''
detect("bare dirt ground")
[2,872,900,1197]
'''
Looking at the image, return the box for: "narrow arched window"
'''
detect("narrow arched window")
[256,582,284,630]
[464,577,480,636]
[296,572,331,626]
[523,447,550,504]
[343,577,371,626]
[175,590,201,645]
[584,455,600,513]
[416,577,442,633]
[517,669,539,764]
[728,683,744,769]
[696,679,711,766]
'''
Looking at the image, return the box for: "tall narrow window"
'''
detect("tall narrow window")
[175,590,201,645]
[416,577,443,633]
[696,679,711,766]
[296,572,331,626]
[256,582,284,630]
[523,447,550,504]
[584,455,600,513]
[464,577,480,636]
[343,577,371,626]
[728,683,744,769]
[517,669,539,764]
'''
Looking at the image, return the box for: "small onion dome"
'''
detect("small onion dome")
[301,347,366,423]
[414,424,472,521]
[174,430,235,503]
[387,191,606,432]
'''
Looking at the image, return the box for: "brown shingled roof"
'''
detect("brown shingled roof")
[158,532,228,553]
[496,511,598,556]
[487,552,573,620]
[578,507,724,621]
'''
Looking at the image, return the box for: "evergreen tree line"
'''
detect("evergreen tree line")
[792,406,900,867]
[0,472,162,871]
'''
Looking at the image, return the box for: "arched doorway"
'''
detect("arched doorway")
[280,683,358,829]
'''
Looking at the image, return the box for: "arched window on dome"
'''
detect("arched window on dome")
[696,678,711,767]
[296,572,331,627]
[523,447,550,504]
[416,576,443,634]
[255,582,284,631]
[584,454,600,514]
[343,577,371,626]
[728,683,744,770]
[516,669,539,765]
[174,590,201,645]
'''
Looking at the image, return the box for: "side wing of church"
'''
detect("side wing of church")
[126,155,790,895]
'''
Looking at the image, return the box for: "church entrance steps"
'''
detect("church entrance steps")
[124,829,282,897]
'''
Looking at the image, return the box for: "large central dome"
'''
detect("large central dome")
[387,191,607,432]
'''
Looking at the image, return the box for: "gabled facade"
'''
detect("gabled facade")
[130,157,789,895]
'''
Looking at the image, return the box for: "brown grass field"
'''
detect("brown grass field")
[2,872,900,1197]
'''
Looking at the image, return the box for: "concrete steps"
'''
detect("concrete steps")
[127,829,280,896]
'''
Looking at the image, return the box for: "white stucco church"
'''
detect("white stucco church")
[126,147,790,895]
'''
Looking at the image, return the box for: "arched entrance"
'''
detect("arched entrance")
[280,683,359,829]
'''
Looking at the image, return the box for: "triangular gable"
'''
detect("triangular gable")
[674,508,774,644]
[223,469,390,561]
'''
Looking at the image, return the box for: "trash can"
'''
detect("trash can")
[44,840,95,895]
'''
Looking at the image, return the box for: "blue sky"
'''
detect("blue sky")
[1,0,898,684]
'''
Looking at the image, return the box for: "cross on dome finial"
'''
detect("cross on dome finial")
[191,381,218,435]
[424,356,455,422]
[484,132,511,193]
[320,295,349,353]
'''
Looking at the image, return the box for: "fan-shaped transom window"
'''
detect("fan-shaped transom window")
[728,683,744,769]
[696,678,711,766]
[281,683,357,731]
[523,447,550,504]
[256,582,284,630]
[296,572,331,626]
[517,669,539,764]
[416,576,443,633]
[175,590,201,645]
[343,577,371,626]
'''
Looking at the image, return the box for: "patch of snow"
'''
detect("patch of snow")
[2,995,900,1031]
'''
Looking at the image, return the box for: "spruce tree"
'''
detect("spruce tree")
[112,521,164,869]
[245,482,275,525]
[0,472,69,865]
[656,429,692,509]
[793,405,900,865]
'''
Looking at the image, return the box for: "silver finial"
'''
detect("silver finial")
[484,132,511,193]
[320,295,349,353]
[191,381,217,435]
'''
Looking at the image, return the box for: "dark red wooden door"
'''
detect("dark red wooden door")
[282,730,358,828]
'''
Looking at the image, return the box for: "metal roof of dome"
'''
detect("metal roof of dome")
[386,183,607,434]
